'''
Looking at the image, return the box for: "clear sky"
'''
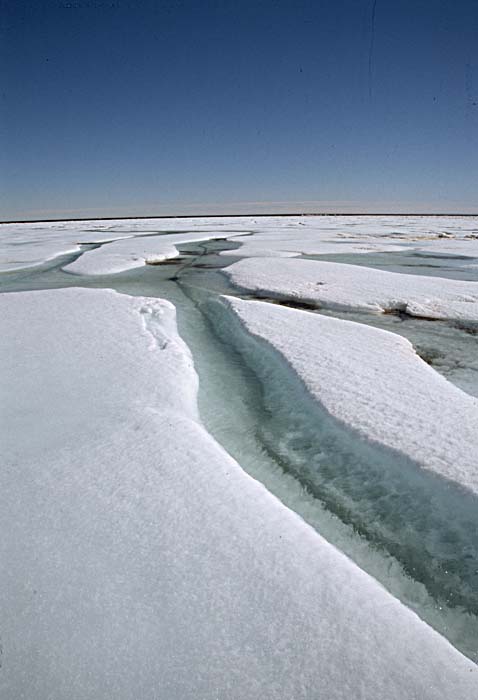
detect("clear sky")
[1,0,477,221]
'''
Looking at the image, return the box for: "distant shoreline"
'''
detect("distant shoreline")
[1,212,477,225]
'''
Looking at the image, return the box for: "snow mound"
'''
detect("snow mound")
[226,256,478,323]
[219,296,478,492]
[64,231,232,275]
[0,221,134,271]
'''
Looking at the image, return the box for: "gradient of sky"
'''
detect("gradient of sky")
[1,0,477,220]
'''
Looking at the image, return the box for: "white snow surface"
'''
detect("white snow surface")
[0,221,134,271]
[1,287,476,699]
[226,256,478,322]
[223,296,478,494]
[64,231,229,275]
[0,216,254,273]
[2,214,477,272]
[218,214,478,258]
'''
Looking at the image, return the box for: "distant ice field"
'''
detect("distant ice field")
[2,214,477,272]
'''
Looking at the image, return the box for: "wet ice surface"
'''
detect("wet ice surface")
[302,248,478,281]
[1,216,478,677]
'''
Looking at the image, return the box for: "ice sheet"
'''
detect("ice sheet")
[1,287,476,699]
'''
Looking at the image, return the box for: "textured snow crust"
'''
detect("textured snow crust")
[222,297,478,493]
[226,257,478,323]
[1,287,477,699]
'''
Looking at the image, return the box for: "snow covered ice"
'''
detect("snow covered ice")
[64,230,240,275]
[226,256,478,323]
[1,215,477,697]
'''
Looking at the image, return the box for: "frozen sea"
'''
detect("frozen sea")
[1,215,477,698]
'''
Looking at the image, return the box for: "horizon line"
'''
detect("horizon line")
[1,211,477,225]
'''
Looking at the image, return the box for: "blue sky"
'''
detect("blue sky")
[1,0,477,220]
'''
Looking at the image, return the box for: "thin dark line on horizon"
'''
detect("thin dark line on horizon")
[1,213,477,225]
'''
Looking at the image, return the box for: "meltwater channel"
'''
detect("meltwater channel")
[1,232,477,661]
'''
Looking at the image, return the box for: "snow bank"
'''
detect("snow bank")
[0,215,257,272]
[0,221,134,272]
[226,257,478,323]
[1,287,476,699]
[64,231,232,275]
[219,296,478,493]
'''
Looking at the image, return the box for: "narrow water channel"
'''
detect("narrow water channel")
[1,234,477,661]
